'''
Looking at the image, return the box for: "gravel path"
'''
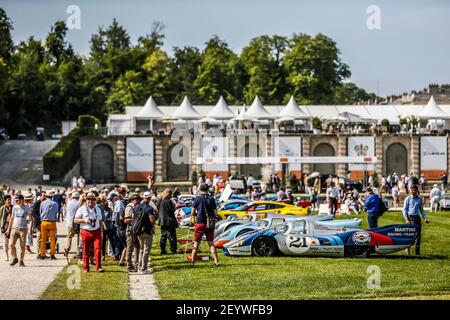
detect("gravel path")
[128,270,160,300]
[0,222,67,300]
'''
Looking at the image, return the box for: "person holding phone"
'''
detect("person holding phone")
[403,185,429,256]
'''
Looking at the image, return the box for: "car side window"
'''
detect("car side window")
[290,221,307,235]
[253,204,268,211]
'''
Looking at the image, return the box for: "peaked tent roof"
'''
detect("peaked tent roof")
[207,96,235,119]
[243,96,274,119]
[278,96,309,119]
[173,96,201,119]
[136,96,166,119]
[419,96,450,119]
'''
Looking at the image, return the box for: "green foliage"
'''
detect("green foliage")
[78,115,101,135]
[43,127,80,180]
[399,117,408,126]
[0,7,378,136]
[312,116,322,129]
[191,170,198,186]
[284,33,351,104]
[381,118,390,127]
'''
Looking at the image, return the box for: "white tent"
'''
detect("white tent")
[243,96,274,119]
[419,96,450,119]
[173,96,201,120]
[207,96,235,119]
[278,96,309,119]
[136,96,166,119]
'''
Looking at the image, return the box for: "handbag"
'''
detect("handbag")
[202,196,216,230]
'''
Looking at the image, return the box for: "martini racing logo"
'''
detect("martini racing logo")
[352,232,371,245]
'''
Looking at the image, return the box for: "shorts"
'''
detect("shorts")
[11,228,27,248]
[194,224,214,242]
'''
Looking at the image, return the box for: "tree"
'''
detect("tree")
[170,46,202,103]
[240,35,288,104]
[334,82,375,105]
[44,20,74,65]
[284,33,351,104]
[7,37,48,136]
[194,36,244,104]
[0,8,14,63]
[142,48,171,104]
[106,70,146,114]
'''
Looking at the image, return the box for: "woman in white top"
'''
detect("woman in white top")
[74,193,104,273]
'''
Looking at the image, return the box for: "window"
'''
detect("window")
[290,221,307,235]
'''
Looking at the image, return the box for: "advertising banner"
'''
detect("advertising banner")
[347,136,375,180]
[201,136,229,179]
[273,136,302,176]
[420,136,447,179]
[126,137,154,182]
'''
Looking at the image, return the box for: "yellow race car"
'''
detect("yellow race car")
[217,200,310,220]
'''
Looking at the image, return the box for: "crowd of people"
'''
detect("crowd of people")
[0,176,220,272]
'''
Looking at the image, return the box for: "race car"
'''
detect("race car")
[217,201,310,220]
[223,221,419,258]
[214,215,362,248]
[439,194,450,210]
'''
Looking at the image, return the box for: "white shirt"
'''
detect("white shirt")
[66,198,80,227]
[247,176,255,187]
[75,205,102,231]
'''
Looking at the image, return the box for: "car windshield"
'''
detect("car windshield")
[232,203,251,211]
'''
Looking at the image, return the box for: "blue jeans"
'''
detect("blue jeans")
[368,214,378,229]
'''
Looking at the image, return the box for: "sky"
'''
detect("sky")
[1,0,450,97]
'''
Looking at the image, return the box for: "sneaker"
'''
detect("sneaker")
[141,269,152,275]
[97,268,105,273]
[50,255,57,260]
[213,263,219,268]
[118,262,127,267]
[19,261,25,267]
[10,258,19,266]
[37,255,45,260]
[83,269,89,273]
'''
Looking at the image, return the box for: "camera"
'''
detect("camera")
[89,219,96,227]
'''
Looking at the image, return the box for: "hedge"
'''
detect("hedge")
[43,127,80,180]
[78,115,102,135]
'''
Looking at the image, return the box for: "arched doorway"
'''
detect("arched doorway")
[386,143,408,176]
[91,144,114,182]
[313,143,336,175]
[239,143,262,179]
[167,144,189,181]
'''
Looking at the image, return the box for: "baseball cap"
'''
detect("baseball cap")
[72,192,80,198]
[143,191,152,198]
[129,193,141,201]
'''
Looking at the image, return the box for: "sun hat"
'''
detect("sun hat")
[47,189,56,197]
[24,193,34,201]
[86,192,96,200]
[72,191,80,198]
[129,193,141,201]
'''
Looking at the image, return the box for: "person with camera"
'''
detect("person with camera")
[190,183,219,268]
[403,185,429,255]
[64,191,80,260]
[135,192,157,274]
[158,189,178,255]
[124,193,141,273]
[0,195,13,261]
[74,192,104,273]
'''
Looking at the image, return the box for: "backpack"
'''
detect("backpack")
[132,204,148,236]
[378,196,388,216]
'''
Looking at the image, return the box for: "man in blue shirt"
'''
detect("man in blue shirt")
[38,190,59,260]
[359,187,380,228]
[403,185,429,255]
[190,183,219,268]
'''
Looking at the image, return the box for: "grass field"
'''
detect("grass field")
[42,210,450,300]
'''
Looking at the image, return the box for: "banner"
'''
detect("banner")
[348,136,375,171]
[201,136,229,179]
[126,137,154,181]
[197,156,377,164]
[273,136,302,175]
[421,136,447,179]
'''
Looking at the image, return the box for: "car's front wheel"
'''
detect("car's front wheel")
[346,246,370,258]
[252,236,277,257]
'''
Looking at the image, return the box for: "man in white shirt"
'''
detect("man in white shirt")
[247,174,255,188]
[429,184,442,212]
[326,182,340,217]
[64,191,80,259]
[74,192,104,273]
